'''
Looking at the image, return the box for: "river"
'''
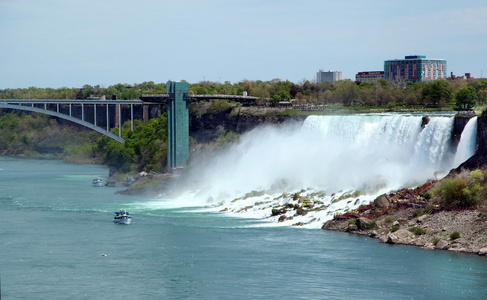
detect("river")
[1,156,487,299]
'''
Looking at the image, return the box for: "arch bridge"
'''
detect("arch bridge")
[0,99,147,143]
[1,84,261,168]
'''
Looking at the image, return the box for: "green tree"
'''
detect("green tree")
[455,86,478,109]
[269,80,292,106]
[96,114,168,173]
[422,80,452,107]
[334,80,361,106]
[104,140,135,173]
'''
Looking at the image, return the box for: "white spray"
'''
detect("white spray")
[149,113,477,228]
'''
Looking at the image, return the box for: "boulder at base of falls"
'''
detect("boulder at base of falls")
[356,217,375,230]
[385,229,412,244]
[435,239,450,250]
[373,194,391,210]
[347,223,358,232]
[478,248,487,255]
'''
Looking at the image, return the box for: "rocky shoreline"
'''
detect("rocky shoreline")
[322,200,487,256]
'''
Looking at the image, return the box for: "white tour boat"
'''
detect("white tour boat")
[114,210,132,224]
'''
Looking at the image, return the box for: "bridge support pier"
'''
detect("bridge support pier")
[167,81,189,168]
[143,105,149,122]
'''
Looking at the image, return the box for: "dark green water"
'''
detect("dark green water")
[1,156,487,299]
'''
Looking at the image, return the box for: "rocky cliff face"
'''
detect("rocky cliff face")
[462,111,487,169]
[189,106,307,143]
[452,115,471,146]
[475,112,487,156]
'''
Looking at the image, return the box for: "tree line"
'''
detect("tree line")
[2,78,487,109]
[1,77,487,175]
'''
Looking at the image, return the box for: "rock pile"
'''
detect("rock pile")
[322,208,487,256]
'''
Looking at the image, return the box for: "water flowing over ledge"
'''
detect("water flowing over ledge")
[453,116,478,168]
[154,113,477,228]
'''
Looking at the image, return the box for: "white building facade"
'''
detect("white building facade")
[316,70,342,83]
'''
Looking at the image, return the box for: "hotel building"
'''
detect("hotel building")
[384,55,447,83]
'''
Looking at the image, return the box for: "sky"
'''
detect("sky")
[1,0,486,89]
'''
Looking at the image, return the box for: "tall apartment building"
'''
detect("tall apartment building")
[384,55,447,83]
[316,70,342,83]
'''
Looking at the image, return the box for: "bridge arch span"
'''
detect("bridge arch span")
[0,103,125,143]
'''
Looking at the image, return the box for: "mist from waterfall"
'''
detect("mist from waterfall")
[150,113,476,228]
[187,114,455,197]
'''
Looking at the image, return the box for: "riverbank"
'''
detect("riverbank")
[322,191,487,256]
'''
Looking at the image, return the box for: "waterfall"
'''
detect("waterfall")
[453,116,478,168]
[154,113,459,228]
[299,114,455,189]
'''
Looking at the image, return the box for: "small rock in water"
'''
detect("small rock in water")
[478,248,487,255]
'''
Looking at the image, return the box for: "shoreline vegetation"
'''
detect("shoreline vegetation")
[2,78,487,256]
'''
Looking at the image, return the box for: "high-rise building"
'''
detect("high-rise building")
[316,70,342,83]
[384,55,447,83]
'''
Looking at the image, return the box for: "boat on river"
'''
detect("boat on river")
[92,178,104,187]
[114,210,132,224]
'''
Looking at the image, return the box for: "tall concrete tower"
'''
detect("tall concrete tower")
[166,81,189,168]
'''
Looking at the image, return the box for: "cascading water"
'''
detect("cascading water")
[299,114,455,190]
[150,113,475,228]
[453,116,478,168]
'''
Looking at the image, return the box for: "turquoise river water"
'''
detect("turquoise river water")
[1,156,487,299]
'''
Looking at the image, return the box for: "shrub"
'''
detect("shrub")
[384,216,393,223]
[409,227,427,235]
[450,231,461,240]
[361,219,376,230]
[215,131,240,147]
[464,169,484,205]
[391,225,400,232]
[432,238,441,245]
[433,169,485,208]
[206,100,233,114]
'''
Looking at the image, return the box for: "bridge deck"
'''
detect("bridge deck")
[0,99,143,105]
[139,94,263,103]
